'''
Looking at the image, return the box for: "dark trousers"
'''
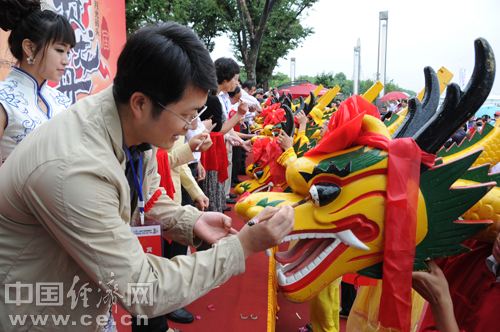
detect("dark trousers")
[132,166,200,331]
[131,316,168,332]
[341,281,357,313]
[231,146,242,183]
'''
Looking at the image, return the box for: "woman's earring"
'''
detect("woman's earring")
[27,56,35,65]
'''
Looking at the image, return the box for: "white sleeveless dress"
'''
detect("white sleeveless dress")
[0,66,71,163]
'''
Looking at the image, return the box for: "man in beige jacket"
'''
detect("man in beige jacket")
[0,22,294,331]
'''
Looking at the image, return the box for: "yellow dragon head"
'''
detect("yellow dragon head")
[236,38,496,303]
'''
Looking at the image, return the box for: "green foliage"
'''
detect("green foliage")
[359,78,375,95]
[296,74,315,82]
[269,72,291,89]
[125,0,227,52]
[227,0,319,85]
[384,77,417,97]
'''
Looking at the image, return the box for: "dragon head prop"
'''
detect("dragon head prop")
[236,38,496,305]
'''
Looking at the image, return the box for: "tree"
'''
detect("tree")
[125,0,226,52]
[125,1,318,86]
[228,0,318,87]
[296,74,314,82]
[269,72,291,88]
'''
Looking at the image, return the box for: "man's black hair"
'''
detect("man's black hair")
[242,79,256,91]
[214,57,240,85]
[228,86,241,98]
[113,22,217,119]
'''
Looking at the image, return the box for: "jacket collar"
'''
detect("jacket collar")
[100,85,127,170]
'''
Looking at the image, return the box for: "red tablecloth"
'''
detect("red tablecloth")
[156,149,175,199]
[200,132,229,183]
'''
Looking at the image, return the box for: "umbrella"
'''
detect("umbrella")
[379,91,409,102]
[475,105,500,119]
[279,83,330,100]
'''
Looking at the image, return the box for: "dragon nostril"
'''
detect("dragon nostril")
[309,182,341,207]
[255,170,264,179]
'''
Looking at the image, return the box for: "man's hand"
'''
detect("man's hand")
[412,260,460,332]
[202,119,213,130]
[296,110,307,125]
[277,130,294,151]
[196,163,206,182]
[188,131,212,152]
[194,194,209,211]
[229,134,244,147]
[237,205,295,259]
[237,100,249,116]
[193,212,237,245]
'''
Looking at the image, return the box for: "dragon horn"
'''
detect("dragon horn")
[278,91,286,103]
[282,104,295,137]
[283,97,292,108]
[303,91,316,116]
[413,38,495,154]
[392,97,421,139]
[294,96,305,116]
[393,66,440,139]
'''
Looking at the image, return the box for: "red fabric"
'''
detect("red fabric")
[200,132,229,183]
[267,139,287,185]
[305,95,380,157]
[252,137,271,166]
[156,149,175,200]
[263,108,285,126]
[378,138,434,332]
[419,243,500,332]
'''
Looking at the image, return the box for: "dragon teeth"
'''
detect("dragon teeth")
[275,232,369,287]
[335,230,370,251]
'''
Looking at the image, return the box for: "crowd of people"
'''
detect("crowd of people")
[0,1,294,332]
[0,1,498,332]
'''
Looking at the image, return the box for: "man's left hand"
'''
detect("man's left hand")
[193,212,237,244]
[194,194,209,211]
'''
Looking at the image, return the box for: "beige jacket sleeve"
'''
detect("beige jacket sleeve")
[24,157,245,318]
[168,141,194,169]
[180,163,204,200]
[133,148,202,247]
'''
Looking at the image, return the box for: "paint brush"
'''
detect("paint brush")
[195,123,216,151]
[291,197,310,208]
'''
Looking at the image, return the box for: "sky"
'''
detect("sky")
[210,0,500,97]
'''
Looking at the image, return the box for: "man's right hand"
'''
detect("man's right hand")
[188,132,212,152]
[237,100,249,116]
[237,205,294,259]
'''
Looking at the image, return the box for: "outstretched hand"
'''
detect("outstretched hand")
[193,212,237,245]
[277,130,294,151]
[237,205,295,259]
[412,260,460,332]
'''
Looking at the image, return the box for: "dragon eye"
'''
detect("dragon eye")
[254,170,264,179]
[309,182,341,207]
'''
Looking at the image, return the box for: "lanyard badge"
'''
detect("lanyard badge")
[125,147,145,225]
[126,147,163,256]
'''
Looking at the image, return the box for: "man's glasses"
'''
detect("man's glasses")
[157,102,207,129]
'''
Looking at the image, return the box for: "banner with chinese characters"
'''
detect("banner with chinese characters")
[0,0,126,104]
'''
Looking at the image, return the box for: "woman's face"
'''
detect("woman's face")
[230,92,242,105]
[222,73,239,93]
[34,41,72,83]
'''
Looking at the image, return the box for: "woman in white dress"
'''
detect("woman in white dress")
[0,0,76,164]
